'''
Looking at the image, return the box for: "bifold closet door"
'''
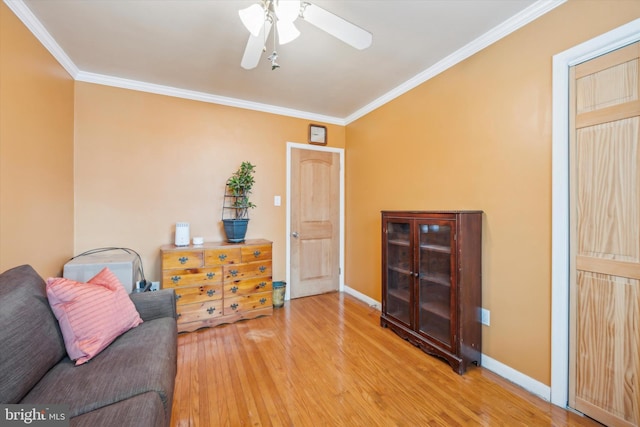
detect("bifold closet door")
[569,41,640,427]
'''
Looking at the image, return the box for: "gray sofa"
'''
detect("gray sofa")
[0,264,177,427]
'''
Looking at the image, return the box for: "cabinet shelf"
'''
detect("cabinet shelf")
[388,239,410,247]
[420,244,451,254]
[420,301,450,321]
[388,265,411,276]
[388,288,410,303]
[420,272,450,287]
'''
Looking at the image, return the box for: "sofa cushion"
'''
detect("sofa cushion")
[46,268,143,365]
[0,265,66,403]
[69,391,165,427]
[21,316,177,423]
[130,289,177,322]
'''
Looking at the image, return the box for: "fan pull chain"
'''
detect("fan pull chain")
[268,12,279,70]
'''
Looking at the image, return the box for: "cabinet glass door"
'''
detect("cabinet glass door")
[417,220,454,348]
[384,220,412,326]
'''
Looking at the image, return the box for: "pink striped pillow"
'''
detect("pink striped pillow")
[46,268,143,365]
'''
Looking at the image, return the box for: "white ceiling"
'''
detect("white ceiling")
[9,0,563,124]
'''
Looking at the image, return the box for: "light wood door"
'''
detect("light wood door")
[569,42,640,427]
[290,148,340,298]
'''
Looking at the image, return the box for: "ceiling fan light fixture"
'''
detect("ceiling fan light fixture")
[239,3,265,37]
[277,20,300,45]
[239,0,372,70]
[274,0,301,22]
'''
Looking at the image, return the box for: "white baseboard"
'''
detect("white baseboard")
[481,354,551,401]
[342,286,551,402]
[343,285,381,310]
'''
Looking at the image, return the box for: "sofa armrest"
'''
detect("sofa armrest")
[129,289,177,322]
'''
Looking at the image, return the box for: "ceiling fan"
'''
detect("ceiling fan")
[239,0,373,70]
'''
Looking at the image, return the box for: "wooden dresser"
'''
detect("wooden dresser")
[160,239,273,333]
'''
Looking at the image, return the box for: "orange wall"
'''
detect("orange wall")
[345,0,640,385]
[74,82,345,284]
[0,3,74,277]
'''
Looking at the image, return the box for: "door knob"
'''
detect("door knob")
[291,231,299,238]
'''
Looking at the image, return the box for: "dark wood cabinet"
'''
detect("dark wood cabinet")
[381,210,482,374]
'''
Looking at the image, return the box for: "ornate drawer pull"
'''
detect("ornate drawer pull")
[218,253,227,261]
[207,307,215,315]
[253,250,261,257]
[231,286,238,293]
[256,281,266,289]
[259,266,266,273]
[259,298,267,305]
[178,256,188,264]
[231,303,239,310]
[230,269,239,277]
[171,276,181,284]
[206,272,215,279]
[207,289,216,297]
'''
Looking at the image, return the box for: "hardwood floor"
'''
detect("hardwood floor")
[170,292,601,426]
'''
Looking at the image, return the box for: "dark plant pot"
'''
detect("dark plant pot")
[222,219,249,243]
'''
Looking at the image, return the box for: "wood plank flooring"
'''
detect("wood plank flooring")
[170,292,601,426]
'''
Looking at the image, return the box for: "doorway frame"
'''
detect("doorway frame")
[285,142,345,301]
[551,18,640,408]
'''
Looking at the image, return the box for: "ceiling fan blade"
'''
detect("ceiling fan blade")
[241,21,272,70]
[301,3,372,50]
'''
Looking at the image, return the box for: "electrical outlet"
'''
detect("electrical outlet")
[481,308,490,326]
[150,281,160,291]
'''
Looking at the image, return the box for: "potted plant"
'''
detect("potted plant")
[222,161,256,243]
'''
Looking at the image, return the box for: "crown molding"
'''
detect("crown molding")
[75,71,345,126]
[3,0,78,78]
[344,0,567,124]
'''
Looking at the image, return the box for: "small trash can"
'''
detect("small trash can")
[272,281,286,308]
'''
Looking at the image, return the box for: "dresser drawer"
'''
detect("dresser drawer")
[162,250,203,269]
[224,261,272,281]
[175,284,222,305]
[225,277,272,297]
[162,267,223,288]
[241,244,272,262]
[204,247,242,266]
[224,292,272,315]
[177,300,223,323]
